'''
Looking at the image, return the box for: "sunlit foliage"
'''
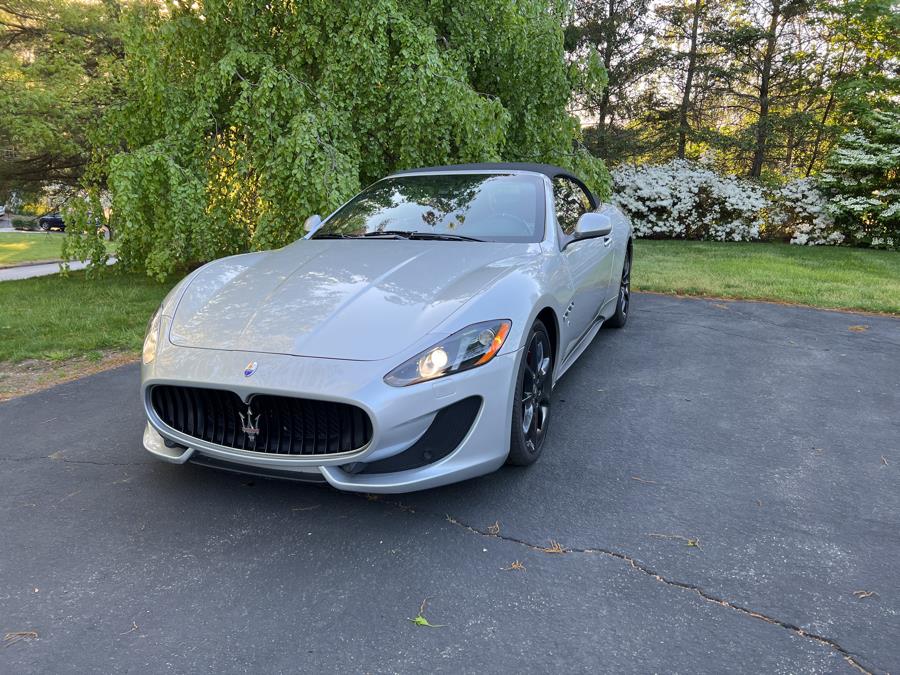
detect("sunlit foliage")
[66,0,610,278]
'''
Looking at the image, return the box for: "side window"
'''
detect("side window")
[552,177,593,236]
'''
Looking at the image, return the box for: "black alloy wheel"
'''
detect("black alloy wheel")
[507,320,552,466]
[605,247,632,328]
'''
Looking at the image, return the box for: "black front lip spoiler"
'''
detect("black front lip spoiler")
[188,453,328,483]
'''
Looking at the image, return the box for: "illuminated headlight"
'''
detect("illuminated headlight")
[142,307,162,365]
[384,320,511,386]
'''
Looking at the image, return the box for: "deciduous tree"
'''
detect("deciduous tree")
[0,0,122,197]
[565,0,661,160]
[69,0,610,278]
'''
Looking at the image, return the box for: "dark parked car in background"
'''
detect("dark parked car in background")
[38,213,65,231]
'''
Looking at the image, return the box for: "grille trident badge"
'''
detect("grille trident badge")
[239,407,261,447]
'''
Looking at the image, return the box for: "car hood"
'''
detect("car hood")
[169,239,533,361]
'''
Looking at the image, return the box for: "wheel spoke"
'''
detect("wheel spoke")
[538,356,551,381]
[522,403,534,435]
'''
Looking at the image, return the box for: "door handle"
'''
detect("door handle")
[603,236,612,247]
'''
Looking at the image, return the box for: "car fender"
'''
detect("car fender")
[424,253,566,360]
[599,204,633,276]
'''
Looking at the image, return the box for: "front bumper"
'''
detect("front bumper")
[142,340,521,493]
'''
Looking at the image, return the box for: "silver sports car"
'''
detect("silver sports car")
[141,163,633,492]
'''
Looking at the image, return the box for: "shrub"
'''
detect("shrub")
[612,160,766,241]
[767,179,844,246]
[12,216,38,231]
[818,109,899,249]
[610,161,878,247]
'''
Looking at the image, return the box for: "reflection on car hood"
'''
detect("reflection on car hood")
[169,239,533,361]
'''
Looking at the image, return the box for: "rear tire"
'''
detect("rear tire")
[605,246,632,329]
[507,320,553,466]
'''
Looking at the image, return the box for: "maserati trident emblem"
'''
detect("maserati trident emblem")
[243,361,258,377]
[239,407,261,447]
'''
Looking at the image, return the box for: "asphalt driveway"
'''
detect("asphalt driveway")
[1,293,898,673]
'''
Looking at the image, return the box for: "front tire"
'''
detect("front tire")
[605,246,631,329]
[507,320,552,466]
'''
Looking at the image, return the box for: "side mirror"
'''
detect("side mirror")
[574,212,613,240]
[303,214,322,235]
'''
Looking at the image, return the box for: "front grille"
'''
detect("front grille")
[149,385,372,456]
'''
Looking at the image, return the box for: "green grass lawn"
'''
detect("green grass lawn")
[0,240,896,366]
[0,232,115,267]
[0,271,174,362]
[633,240,900,315]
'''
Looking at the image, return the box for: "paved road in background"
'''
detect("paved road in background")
[1,294,898,673]
[0,228,116,280]
[0,257,117,281]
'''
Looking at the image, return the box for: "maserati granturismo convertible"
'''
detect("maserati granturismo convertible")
[141,163,633,492]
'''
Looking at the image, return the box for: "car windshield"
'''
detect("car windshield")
[312,173,545,243]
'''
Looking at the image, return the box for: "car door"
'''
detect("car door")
[553,177,616,357]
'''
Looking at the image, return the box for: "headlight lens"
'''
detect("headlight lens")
[142,307,162,365]
[384,319,511,386]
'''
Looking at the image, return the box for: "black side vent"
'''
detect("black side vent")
[346,396,482,474]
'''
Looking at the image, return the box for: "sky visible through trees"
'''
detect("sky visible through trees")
[569,0,897,181]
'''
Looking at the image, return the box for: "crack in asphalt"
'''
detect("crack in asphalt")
[0,445,884,672]
[60,458,154,467]
[367,495,880,675]
[0,455,153,467]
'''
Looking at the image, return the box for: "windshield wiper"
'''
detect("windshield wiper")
[358,230,414,239]
[407,232,483,242]
[314,232,409,239]
[321,230,483,241]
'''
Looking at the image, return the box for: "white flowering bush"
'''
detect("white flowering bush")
[611,161,860,246]
[612,160,766,241]
[768,178,844,246]
[818,110,900,249]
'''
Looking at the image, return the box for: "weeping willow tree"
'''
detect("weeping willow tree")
[65,0,609,278]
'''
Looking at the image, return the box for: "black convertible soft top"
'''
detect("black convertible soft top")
[390,162,596,204]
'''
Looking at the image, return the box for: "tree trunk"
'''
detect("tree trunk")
[749,0,781,178]
[784,97,801,169]
[677,0,703,159]
[805,90,835,176]
[595,0,617,131]
[596,89,611,131]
